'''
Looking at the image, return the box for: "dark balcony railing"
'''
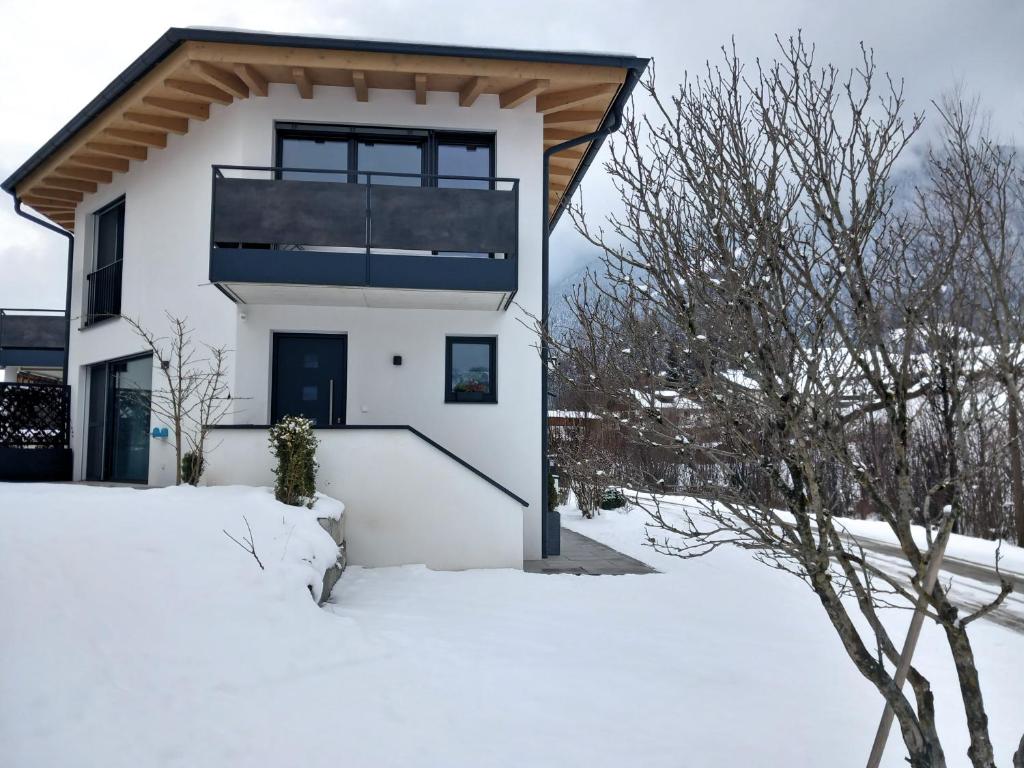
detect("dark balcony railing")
[0,308,66,368]
[85,260,123,325]
[209,165,519,295]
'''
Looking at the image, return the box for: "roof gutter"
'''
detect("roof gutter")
[11,198,73,385]
[539,65,642,557]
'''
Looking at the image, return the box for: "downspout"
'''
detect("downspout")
[540,67,641,556]
[12,198,74,385]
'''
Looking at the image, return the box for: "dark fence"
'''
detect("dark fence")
[0,382,70,447]
[0,382,72,481]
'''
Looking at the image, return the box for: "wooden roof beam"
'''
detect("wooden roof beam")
[193,61,250,99]
[123,112,189,135]
[234,64,268,97]
[85,142,147,161]
[292,67,313,99]
[352,70,368,102]
[142,96,210,120]
[105,128,168,148]
[536,82,618,114]
[69,153,130,173]
[165,78,233,105]
[186,42,629,84]
[544,127,590,142]
[49,164,113,183]
[459,76,488,107]
[499,79,549,109]
[21,194,78,209]
[42,176,97,193]
[414,73,427,105]
[552,146,587,161]
[544,110,605,127]
[29,186,83,203]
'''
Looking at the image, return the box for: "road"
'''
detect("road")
[851,534,1024,634]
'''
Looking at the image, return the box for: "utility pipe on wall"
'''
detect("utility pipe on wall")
[11,198,74,385]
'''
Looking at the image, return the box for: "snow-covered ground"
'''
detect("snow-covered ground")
[2,484,1022,767]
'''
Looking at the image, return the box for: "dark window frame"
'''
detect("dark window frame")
[84,196,126,328]
[274,123,495,187]
[85,351,152,483]
[445,336,498,404]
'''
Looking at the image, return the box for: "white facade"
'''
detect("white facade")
[64,82,545,561]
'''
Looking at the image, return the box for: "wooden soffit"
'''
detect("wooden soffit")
[13,40,632,231]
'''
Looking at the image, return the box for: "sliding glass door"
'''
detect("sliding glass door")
[85,354,153,483]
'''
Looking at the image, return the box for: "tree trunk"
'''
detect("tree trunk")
[940,611,997,768]
[1008,391,1024,547]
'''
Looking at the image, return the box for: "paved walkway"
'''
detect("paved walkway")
[525,527,656,575]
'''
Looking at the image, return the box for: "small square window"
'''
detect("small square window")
[445,337,497,404]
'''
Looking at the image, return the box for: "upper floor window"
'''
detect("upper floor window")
[276,125,494,189]
[85,197,125,326]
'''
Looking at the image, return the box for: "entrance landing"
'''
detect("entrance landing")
[525,527,656,575]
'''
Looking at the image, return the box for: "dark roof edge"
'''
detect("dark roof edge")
[2,26,649,194]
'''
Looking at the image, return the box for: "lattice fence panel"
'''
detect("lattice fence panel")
[0,382,70,448]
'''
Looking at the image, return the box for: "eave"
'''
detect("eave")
[2,28,649,233]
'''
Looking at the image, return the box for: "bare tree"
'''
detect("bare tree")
[124,313,233,485]
[549,36,1018,767]
[923,95,1024,546]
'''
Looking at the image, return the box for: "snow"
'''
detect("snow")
[834,516,1024,578]
[2,483,1022,767]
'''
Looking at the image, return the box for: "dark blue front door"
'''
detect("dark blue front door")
[271,334,347,426]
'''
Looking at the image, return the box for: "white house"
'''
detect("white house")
[2,28,647,568]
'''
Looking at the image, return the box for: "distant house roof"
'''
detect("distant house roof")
[2,27,648,232]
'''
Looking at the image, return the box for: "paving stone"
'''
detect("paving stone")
[524,528,656,576]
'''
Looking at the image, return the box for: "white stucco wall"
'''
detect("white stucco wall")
[204,427,526,570]
[64,80,545,558]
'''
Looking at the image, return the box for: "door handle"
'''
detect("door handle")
[329,379,335,425]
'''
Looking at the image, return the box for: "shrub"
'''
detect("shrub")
[181,450,205,486]
[599,488,627,510]
[268,416,319,507]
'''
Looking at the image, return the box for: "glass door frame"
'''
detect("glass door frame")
[84,352,153,484]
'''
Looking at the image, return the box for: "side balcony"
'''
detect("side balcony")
[0,308,66,372]
[209,166,519,311]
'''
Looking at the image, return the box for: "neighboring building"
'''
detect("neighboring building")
[2,28,647,567]
[0,309,65,383]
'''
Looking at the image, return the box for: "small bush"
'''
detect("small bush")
[572,476,604,519]
[181,450,205,486]
[599,488,627,510]
[268,416,319,507]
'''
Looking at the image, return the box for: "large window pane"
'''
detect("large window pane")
[357,141,423,186]
[280,137,349,182]
[95,201,124,268]
[109,356,152,484]
[438,144,491,189]
[446,338,496,403]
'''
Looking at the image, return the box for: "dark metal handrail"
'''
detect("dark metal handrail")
[212,164,519,188]
[85,259,123,325]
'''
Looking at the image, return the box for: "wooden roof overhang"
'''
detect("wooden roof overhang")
[3,28,648,234]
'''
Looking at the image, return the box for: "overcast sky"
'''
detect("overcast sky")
[2,0,1022,308]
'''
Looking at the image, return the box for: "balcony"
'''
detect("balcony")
[0,308,65,371]
[209,165,519,310]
